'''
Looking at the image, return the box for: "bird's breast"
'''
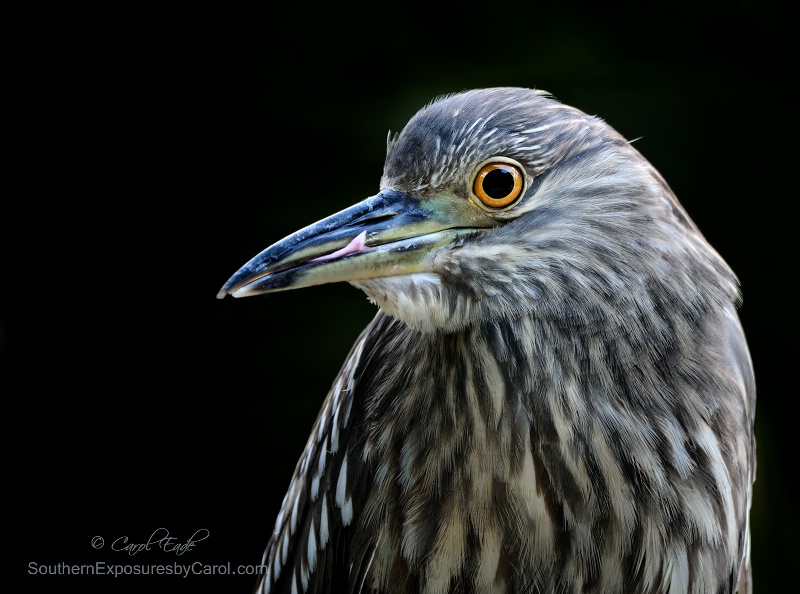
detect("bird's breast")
[346,312,748,593]
[354,318,557,592]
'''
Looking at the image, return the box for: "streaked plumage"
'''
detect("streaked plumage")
[218,88,756,594]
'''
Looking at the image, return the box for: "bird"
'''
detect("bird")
[217,87,756,594]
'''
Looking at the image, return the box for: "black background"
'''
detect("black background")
[4,2,795,592]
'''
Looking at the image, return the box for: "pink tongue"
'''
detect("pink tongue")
[310,231,367,263]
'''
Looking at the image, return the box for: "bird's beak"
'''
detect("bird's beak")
[217,189,490,298]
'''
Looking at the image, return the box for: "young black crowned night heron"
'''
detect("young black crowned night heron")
[218,88,756,594]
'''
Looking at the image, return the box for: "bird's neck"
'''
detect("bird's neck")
[355,306,744,592]
[356,314,537,590]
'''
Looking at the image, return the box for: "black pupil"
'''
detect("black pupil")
[483,168,514,199]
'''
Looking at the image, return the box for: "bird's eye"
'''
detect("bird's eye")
[472,161,524,209]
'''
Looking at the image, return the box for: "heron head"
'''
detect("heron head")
[218,88,736,333]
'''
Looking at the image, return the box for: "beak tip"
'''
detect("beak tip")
[218,281,255,299]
